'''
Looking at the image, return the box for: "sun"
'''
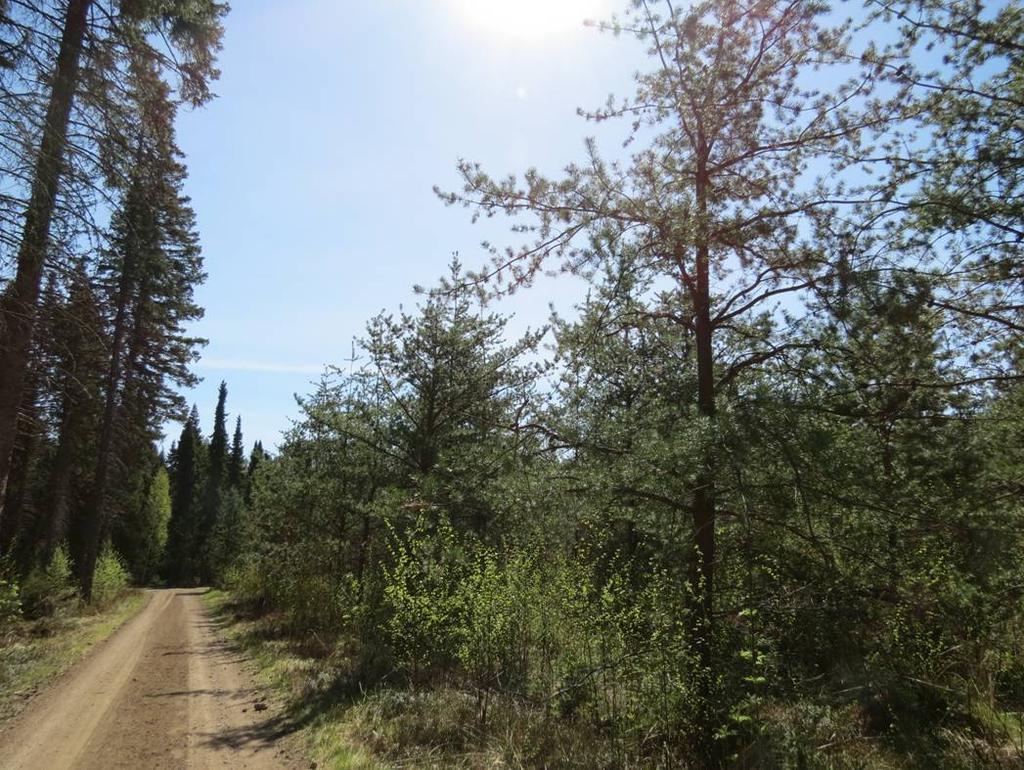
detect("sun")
[451,0,611,41]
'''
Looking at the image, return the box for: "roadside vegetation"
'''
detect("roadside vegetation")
[0,547,137,723]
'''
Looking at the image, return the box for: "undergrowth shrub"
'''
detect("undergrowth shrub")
[223,556,267,606]
[0,573,20,634]
[20,544,77,619]
[383,516,466,676]
[380,516,707,759]
[91,543,131,608]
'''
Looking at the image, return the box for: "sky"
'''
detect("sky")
[171,0,647,450]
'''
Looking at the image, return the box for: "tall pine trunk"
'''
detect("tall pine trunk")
[691,144,719,768]
[77,254,133,599]
[0,0,93,532]
[0,385,40,558]
[44,403,81,564]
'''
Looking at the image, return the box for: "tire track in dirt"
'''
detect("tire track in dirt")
[0,589,301,769]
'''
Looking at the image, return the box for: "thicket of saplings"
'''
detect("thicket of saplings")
[214,265,1024,768]
[1,544,131,628]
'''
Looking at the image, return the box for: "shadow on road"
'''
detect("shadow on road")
[194,711,296,752]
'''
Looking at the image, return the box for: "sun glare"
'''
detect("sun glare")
[452,0,611,41]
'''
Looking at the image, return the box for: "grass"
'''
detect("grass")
[0,590,146,724]
[202,589,386,769]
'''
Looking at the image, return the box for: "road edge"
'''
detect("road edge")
[0,589,150,730]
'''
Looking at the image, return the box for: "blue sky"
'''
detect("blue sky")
[172,0,644,450]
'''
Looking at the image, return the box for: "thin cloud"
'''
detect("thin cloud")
[197,358,324,375]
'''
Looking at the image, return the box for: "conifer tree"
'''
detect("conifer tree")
[76,62,207,597]
[866,0,1024,350]
[44,265,106,566]
[228,417,244,489]
[0,0,93,520]
[199,381,228,580]
[439,1,880,759]
[165,405,204,584]
[0,0,226,530]
[246,440,267,506]
[349,263,540,535]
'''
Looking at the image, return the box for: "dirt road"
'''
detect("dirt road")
[0,589,301,769]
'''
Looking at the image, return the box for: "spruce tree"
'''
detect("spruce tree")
[228,417,244,489]
[76,69,207,597]
[44,265,106,566]
[199,381,228,580]
[165,406,203,585]
[246,440,267,506]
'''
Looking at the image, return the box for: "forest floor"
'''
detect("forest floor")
[0,588,306,769]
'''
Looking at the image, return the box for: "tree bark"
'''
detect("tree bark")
[0,386,40,558]
[691,142,719,768]
[44,401,81,565]
[692,148,717,634]
[77,250,133,599]
[0,0,93,534]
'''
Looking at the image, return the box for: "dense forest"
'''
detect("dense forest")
[2,0,1024,768]
[0,0,226,598]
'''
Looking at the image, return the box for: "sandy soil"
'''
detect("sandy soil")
[0,589,303,769]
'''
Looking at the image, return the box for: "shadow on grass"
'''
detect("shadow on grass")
[201,595,385,743]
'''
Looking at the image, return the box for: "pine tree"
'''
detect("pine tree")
[866,0,1024,346]
[0,0,93,521]
[439,2,878,760]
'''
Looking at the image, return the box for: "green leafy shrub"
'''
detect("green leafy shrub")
[223,556,267,606]
[20,545,77,619]
[455,548,539,696]
[0,575,20,634]
[382,516,467,676]
[91,543,131,608]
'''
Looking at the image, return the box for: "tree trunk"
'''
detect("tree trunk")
[691,144,719,767]
[692,154,716,639]
[0,0,93,531]
[77,255,133,600]
[44,399,82,565]
[0,388,40,559]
